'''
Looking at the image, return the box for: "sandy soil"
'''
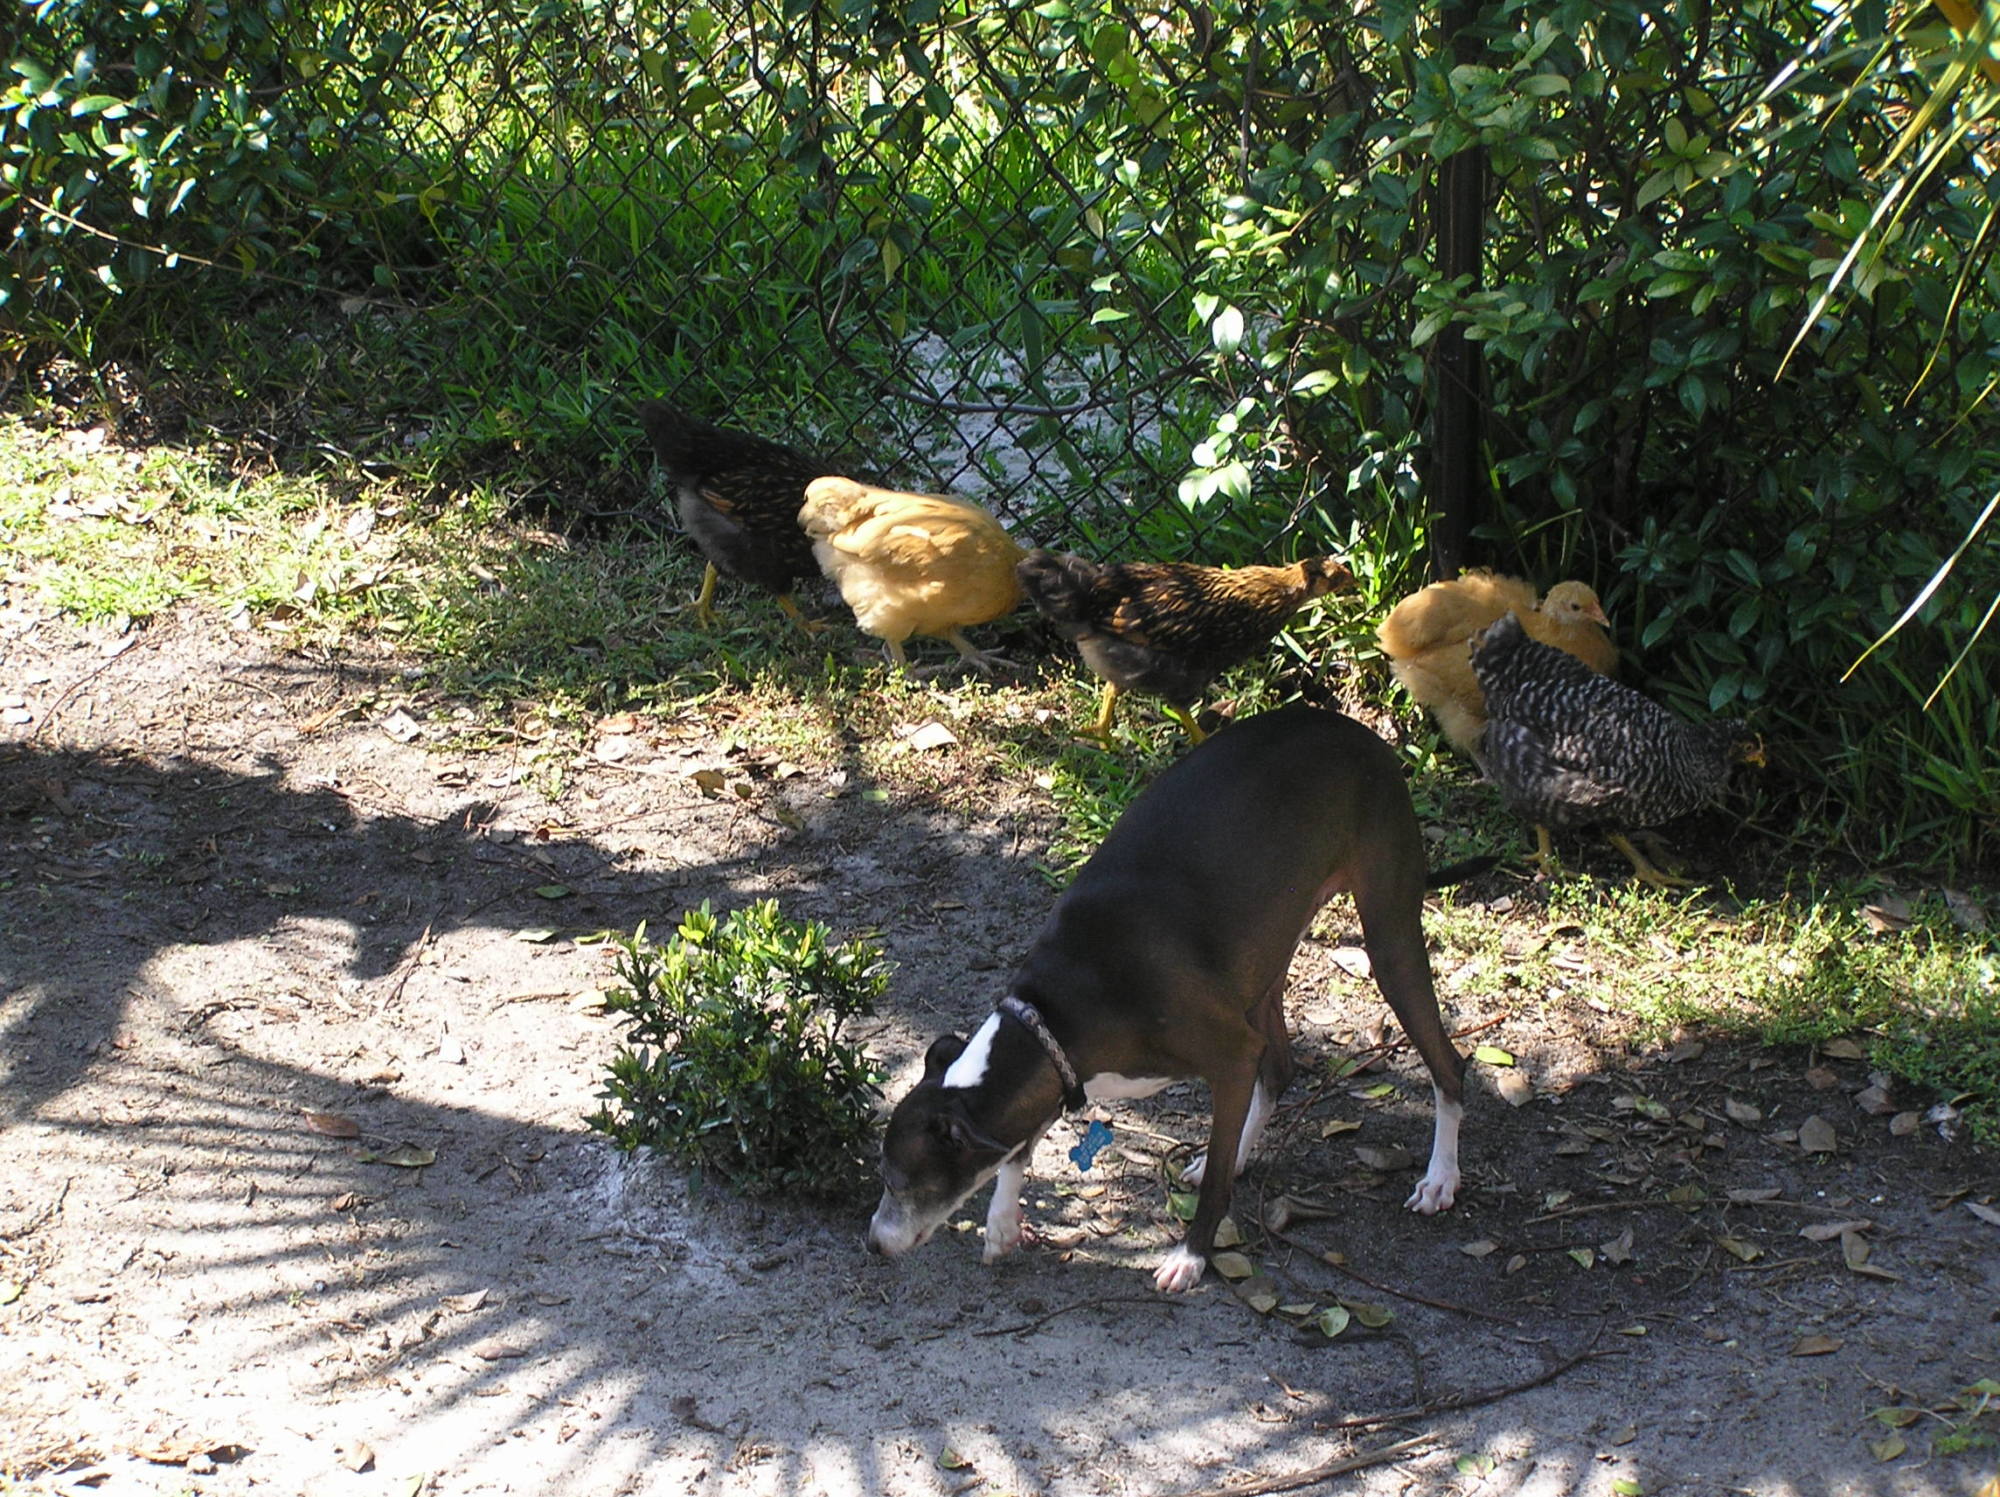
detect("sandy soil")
[2,604,1996,1497]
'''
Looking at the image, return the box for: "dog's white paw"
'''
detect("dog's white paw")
[1405,1168,1460,1215]
[1179,1152,1209,1187]
[983,1210,1025,1262]
[1153,1244,1207,1294]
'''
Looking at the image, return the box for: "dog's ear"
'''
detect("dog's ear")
[921,1034,968,1080]
[930,1105,1005,1161]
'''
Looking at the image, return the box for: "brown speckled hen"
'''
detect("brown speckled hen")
[1017,551,1354,743]
[1469,611,1763,888]
[635,401,828,630]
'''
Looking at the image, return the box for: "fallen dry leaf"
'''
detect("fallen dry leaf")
[1966,1201,2000,1229]
[1820,1036,1868,1061]
[1354,1144,1414,1172]
[902,720,959,752]
[1798,1115,1838,1154]
[1460,1238,1500,1258]
[1723,1097,1761,1126]
[1889,1111,1921,1136]
[1790,1333,1844,1357]
[1236,1275,1282,1314]
[1800,1219,1874,1242]
[302,1110,360,1139]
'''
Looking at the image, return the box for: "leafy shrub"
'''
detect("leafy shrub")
[589,901,890,1197]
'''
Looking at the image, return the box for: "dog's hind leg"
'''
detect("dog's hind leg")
[1355,876,1465,1214]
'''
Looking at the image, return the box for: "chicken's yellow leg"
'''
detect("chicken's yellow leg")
[1528,824,1558,875]
[1606,831,1699,891]
[775,593,831,635]
[1079,683,1121,744]
[685,562,720,628]
[1164,703,1208,746]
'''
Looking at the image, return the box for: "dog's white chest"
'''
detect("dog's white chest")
[1084,1072,1174,1102]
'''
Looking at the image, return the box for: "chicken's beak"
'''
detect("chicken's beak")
[1586,602,1611,627]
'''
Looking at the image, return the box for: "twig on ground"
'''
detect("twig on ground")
[1268,1225,1519,1325]
[30,636,149,742]
[974,1294,1187,1338]
[1526,1196,1872,1226]
[1319,1321,1616,1435]
[1175,1432,1437,1497]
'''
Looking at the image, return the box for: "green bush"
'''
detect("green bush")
[589,901,890,1197]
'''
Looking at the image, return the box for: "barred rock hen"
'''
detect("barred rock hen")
[1378,571,1616,756]
[635,401,828,630]
[798,476,1025,674]
[1469,611,1763,888]
[1017,550,1354,743]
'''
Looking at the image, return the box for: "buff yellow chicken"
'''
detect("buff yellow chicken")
[1377,570,1616,756]
[799,476,1025,674]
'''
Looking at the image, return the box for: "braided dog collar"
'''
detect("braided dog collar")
[997,995,1087,1112]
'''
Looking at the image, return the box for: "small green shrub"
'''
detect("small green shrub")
[589,901,890,1197]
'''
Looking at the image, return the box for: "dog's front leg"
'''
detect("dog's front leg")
[1155,1063,1257,1293]
[983,1131,1044,1262]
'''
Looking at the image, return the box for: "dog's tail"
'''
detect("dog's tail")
[1424,853,1500,890]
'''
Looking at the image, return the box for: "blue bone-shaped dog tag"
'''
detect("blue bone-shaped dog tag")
[1068,1118,1114,1172]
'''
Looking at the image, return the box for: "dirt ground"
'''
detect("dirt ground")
[2,603,1997,1497]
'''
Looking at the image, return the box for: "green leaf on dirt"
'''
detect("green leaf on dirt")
[513,927,561,943]
[1211,1251,1255,1281]
[1357,1081,1397,1100]
[1716,1236,1763,1262]
[1473,1045,1516,1066]
[358,1142,436,1168]
[1869,1435,1907,1462]
[1168,1191,1198,1221]
[1320,1118,1362,1137]
[1212,1216,1244,1248]
[1870,1407,1921,1428]
[1613,1478,1644,1496]
[1568,1247,1595,1269]
[1456,1453,1496,1477]
[1341,1298,1394,1328]
[534,885,572,900]
[939,1449,973,1471]
[1316,1304,1352,1338]
[0,1280,22,1306]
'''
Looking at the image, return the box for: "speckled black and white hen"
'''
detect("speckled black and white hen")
[1469,611,1763,888]
[635,401,830,630]
[1017,550,1354,743]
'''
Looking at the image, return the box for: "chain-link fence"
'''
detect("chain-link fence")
[12,0,1443,564]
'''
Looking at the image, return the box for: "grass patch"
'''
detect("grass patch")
[1423,875,2000,1143]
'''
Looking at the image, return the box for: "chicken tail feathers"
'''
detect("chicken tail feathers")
[1424,853,1501,889]
[1015,549,1105,626]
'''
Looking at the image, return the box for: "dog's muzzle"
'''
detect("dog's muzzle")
[865,1192,932,1258]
